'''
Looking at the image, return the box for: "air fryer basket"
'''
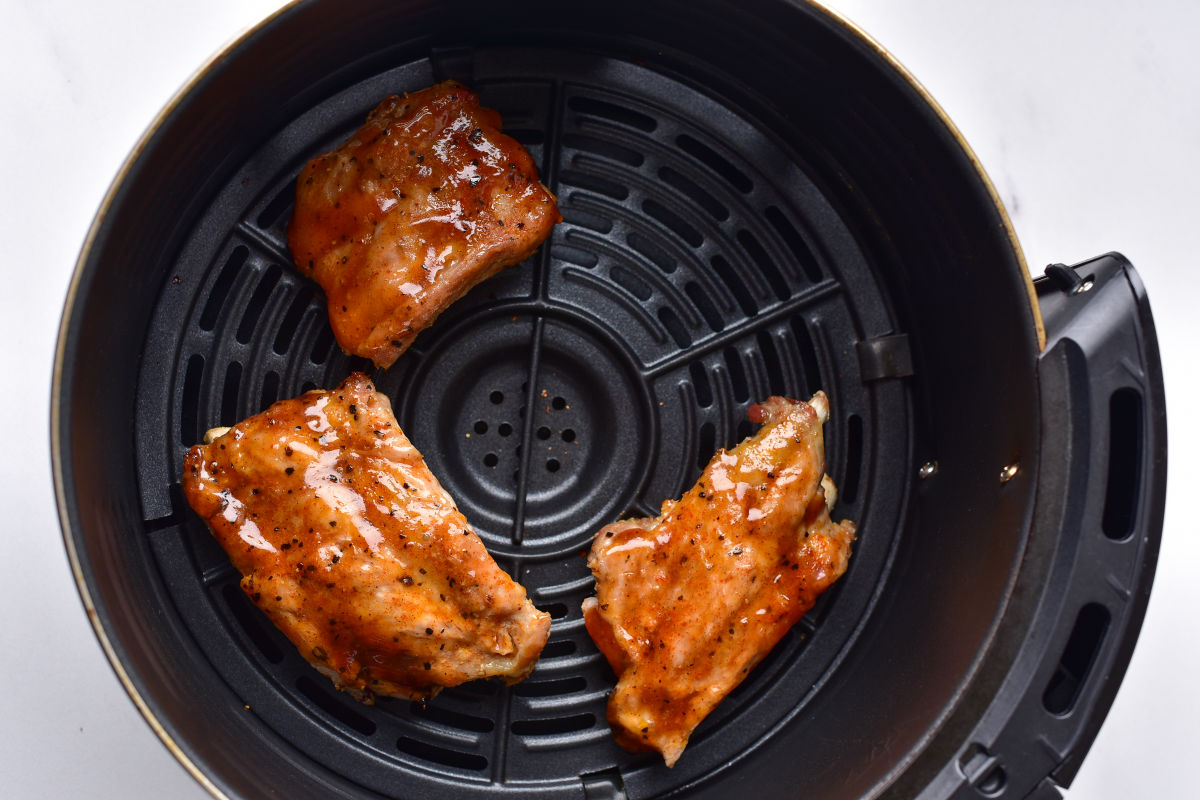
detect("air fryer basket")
[53,1,1165,799]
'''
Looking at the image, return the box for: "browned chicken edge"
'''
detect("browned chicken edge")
[182,372,551,705]
[583,391,856,766]
[287,81,561,368]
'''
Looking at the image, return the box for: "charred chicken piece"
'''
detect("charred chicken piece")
[288,81,560,368]
[583,393,856,766]
[182,373,551,703]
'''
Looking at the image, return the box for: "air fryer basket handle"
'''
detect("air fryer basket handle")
[938,253,1166,800]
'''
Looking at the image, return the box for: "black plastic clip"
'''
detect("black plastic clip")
[1043,263,1085,294]
[856,334,914,381]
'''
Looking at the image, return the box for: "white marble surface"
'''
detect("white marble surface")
[3,1,1195,797]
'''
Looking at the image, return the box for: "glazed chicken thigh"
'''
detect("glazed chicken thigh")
[288,81,560,368]
[182,373,550,703]
[583,393,856,766]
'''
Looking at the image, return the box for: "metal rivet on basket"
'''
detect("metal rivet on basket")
[918,461,938,479]
[1000,463,1020,483]
[1074,278,1094,294]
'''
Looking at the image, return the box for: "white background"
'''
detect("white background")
[3,0,1196,797]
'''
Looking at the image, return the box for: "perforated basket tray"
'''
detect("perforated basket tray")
[133,45,906,798]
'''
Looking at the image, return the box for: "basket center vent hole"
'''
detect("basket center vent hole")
[475,387,577,477]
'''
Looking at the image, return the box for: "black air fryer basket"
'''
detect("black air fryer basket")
[53,1,1166,798]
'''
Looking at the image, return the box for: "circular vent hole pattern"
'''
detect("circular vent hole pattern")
[144,44,902,800]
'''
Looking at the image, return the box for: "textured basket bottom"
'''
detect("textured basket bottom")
[133,45,907,799]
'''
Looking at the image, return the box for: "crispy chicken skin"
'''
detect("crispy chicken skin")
[583,393,855,766]
[287,81,561,368]
[182,373,551,703]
